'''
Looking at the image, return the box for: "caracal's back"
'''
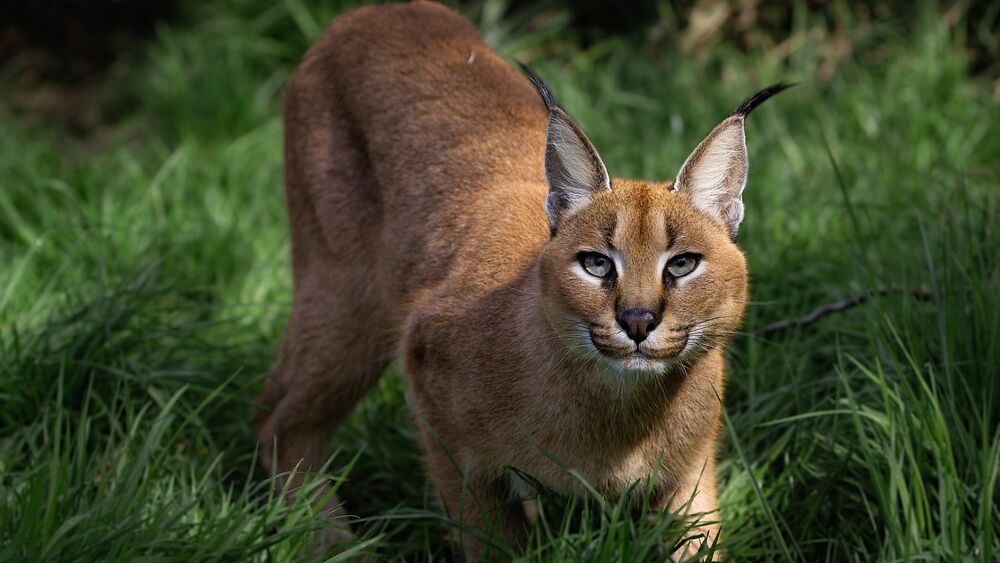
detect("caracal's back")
[284,1,548,303]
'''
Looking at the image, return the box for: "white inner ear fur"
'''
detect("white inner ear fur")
[673,116,749,237]
[546,111,610,215]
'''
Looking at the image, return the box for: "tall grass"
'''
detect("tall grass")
[1,0,997,560]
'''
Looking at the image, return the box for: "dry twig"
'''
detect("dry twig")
[747,286,933,340]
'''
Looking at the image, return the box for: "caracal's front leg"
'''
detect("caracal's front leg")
[416,431,527,561]
[659,457,722,561]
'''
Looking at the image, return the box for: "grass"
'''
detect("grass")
[1,0,997,560]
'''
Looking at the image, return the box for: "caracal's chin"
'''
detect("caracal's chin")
[587,347,677,383]
[615,352,670,374]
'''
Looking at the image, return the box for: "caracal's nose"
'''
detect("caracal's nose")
[616,308,659,344]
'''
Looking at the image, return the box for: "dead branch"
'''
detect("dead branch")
[748,286,933,340]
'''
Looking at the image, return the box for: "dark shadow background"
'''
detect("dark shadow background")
[4,0,997,134]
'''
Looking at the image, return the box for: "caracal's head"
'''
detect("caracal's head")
[522,66,790,380]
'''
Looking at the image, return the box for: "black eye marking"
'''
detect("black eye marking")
[602,222,616,251]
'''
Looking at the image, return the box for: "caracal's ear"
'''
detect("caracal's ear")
[520,63,610,234]
[673,83,793,240]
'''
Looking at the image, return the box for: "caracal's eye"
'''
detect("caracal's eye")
[580,252,614,278]
[666,253,700,278]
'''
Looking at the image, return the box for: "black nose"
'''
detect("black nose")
[616,308,659,344]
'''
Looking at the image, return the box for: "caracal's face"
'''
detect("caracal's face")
[540,179,748,380]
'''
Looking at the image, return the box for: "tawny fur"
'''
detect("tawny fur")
[255,2,763,560]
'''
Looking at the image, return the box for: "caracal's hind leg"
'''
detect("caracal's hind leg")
[254,264,391,522]
[254,58,393,541]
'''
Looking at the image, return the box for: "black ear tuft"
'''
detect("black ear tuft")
[729,82,796,118]
[517,62,561,112]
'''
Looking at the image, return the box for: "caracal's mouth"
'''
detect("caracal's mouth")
[588,329,689,370]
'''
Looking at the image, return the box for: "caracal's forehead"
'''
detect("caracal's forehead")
[557,179,730,252]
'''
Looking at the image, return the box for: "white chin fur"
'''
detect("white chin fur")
[615,354,667,374]
[591,353,671,386]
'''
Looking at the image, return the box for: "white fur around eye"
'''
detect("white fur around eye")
[610,250,624,279]
[657,252,671,276]
[674,259,706,287]
[571,262,603,286]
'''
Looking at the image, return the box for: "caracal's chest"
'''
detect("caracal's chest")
[503,435,676,500]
